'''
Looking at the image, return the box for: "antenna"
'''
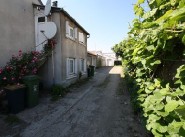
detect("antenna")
[44,0,51,16]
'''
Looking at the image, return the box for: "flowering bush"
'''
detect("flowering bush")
[0,39,56,86]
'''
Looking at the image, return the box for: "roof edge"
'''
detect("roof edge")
[33,4,89,35]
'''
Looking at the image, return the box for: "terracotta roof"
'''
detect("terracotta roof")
[33,4,89,35]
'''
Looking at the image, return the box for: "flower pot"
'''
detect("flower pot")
[4,84,26,114]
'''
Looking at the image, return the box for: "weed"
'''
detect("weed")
[50,84,68,101]
[4,115,20,125]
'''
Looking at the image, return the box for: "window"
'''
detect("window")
[66,58,77,78]
[69,26,74,38]
[66,21,77,40]
[81,59,84,72]
[79,32,85,44]
[79,59,86,72]
[38,17,45,22]
[69,59,75,74]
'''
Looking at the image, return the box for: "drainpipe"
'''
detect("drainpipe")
[51,41,55,85]
[50,16,55,85]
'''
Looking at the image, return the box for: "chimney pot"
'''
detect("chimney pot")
[52,1,58,7]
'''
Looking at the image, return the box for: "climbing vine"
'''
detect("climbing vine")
[113,0,185,136]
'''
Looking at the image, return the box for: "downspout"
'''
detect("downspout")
[51,41,55,85]
[50,14,55,85]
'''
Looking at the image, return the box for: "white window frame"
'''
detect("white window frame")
[66,58,78,79]
[79,58,86,73]
[69,26,74,39]
[66,21,75,40]
[69,58,75,74]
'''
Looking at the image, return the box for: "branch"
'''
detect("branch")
[164,29,184,33]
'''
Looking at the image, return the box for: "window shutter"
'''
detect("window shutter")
[74,28,78,39]
[79,32,84,43]
[66,58,69,78]
[79,32,82,42]
[79,59,81,71]
[84,59,87,72]
[75,59,78,74]
[66,21,69,36]
[82,33,84,43]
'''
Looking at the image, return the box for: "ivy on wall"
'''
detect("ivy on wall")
[113,0,185,136]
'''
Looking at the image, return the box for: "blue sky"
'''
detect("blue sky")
[41,0,137,53]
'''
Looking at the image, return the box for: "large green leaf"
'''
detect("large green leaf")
[142,22,159,29]
[146,45,155,51]
[134,4,144,16]
[175,65,185,78]
[159,2,171,10]
[138,0,145,4]
[159,88,169,95]
[175,105,185,120]
[154,78,161,88]
[155,9,173,24]
[170,7,185,21]
[182,35,185,45]
[167,121,184,135]
[150,60,161,66]
[143,8,158,19]
[156,124,168,133]
[156,0,163,7]
[171,0,178,6]
[179,0,185,8]
[165,100,179,113]
[156,110,169,117]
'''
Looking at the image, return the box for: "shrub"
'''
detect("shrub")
[50,84,66,101]
[0,39,56,86]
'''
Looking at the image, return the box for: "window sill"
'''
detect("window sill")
[66,35,76,41]
[66,74,77,80]
[82,72,86,75]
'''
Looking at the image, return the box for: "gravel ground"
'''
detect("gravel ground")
[0,66,150,137]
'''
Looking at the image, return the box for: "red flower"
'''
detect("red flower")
[6,66,10,70]
[0,68,2,74]
[3,77,7,80]
[32,68,37,74]
[18,50,22,56]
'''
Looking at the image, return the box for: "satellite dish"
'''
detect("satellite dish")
[44,0,51,16]
[36,22,57,51]
[39,22,57,39]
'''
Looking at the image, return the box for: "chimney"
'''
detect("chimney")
[52,1,58,7]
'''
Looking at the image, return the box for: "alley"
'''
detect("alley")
[18,66,148,137]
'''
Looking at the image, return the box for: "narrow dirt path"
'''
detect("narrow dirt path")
[14,66,149,137]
